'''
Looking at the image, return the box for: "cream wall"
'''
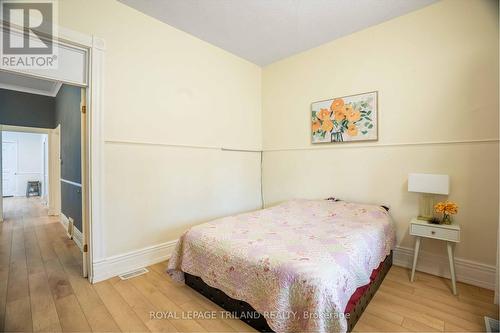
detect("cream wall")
[262,0,499,265]
[58,0,262,258]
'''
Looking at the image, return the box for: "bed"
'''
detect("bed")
[167,199,396,333]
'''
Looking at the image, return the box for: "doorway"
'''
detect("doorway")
[0,79,87,277]
[2,131,48,199]
[0,22,104,283]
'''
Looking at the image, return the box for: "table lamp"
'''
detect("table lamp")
[408,173,449,221]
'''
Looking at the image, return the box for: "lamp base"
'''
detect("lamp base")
[418,194,435,221]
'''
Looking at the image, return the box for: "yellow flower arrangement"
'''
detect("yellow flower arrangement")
[434,201,458,215]
[434,201,458,224]
[317,108,331,120]
[321,119,334,132]
[346,108,361,122]
[347,123,358,136]
[312,120,321,132]
[334,108,346,121]
[330,98,344,111]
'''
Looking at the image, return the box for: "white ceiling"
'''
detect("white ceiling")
[0,71,61,97]
[119,0,438,66]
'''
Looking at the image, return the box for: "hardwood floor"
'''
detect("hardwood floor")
[0,197,498,332]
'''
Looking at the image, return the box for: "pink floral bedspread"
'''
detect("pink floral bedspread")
[167,199,396,333]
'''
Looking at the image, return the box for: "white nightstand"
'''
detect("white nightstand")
[409,218,461,295]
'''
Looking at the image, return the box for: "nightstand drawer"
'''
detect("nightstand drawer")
[410,224,460,242]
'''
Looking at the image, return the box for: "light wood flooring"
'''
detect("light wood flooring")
[0,197,498,332]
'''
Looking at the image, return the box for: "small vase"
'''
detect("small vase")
[442,214,452,225]
[331,131,343,142]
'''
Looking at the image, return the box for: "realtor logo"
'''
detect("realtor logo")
[0,0,58,69]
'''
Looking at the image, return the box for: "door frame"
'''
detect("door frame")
[42,135,48,203]
[48,125,61,216]
[0,23,105,283]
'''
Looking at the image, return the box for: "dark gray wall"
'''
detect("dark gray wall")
[55,85,82,231]
[0,88,55,128]
[60,181,82,233]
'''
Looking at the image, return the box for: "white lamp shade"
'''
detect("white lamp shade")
[408,173,449,195]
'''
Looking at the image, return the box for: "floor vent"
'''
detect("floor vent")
[118,268,149,280]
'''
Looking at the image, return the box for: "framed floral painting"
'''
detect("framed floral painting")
[311,91,378,143]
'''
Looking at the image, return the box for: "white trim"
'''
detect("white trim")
[0,125,51,134]
[59,212,83,252]
[80,88,88,278]
[88,36,106,280]
[48,126,61,216]
[0,67,86,88]
[264,138,499,152]
[60,178,82,187]
[104,137,498,153]
[92,240,178,283]
[54,82,63,96]
[105,139,231,151]
[0,81,62,97]
[393,245,496,290]
[73,227,83,252]
[59,212,71,236]
[0,21,89,86]
[105,139,261,153]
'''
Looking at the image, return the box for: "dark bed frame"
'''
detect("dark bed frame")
[185,251,393,332]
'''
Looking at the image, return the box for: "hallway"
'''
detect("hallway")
[0,197,254,333]
[0,197,84,332]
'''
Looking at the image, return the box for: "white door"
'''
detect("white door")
[2,142,17,197]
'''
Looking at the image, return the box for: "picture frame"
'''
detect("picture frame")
[311,91,378,144]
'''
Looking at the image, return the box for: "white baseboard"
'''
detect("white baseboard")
[73,227,83,251]
[59,212,83,252]
[48,207,59,216]
[393,245,496,290]
[88,241,495,289]
[59,212,69,227]
[92,240,178,283]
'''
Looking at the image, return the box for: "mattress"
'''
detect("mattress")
[167,199,396,333]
